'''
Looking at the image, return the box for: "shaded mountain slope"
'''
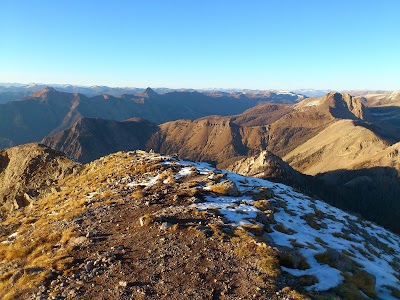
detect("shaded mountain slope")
[364,106,400,142]
[0,143,79,216]
[315,165,400,234]
[42,118,159,163]
[0,88,77,147]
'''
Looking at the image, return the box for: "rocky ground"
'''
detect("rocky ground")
[0,150,308,300]
[1,150,399,300]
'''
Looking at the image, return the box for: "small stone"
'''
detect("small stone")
[10,269,25,285]
[85,261,94,272]
[189,197,201,203]
[159,222,172,230]
[139,216,148,226]
[119,281,128,287]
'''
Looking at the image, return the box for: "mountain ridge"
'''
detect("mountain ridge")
[0,148,399,299]
[0,88,305,148]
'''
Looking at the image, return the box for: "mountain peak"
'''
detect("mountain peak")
[296,92,366,120]
[323,92,365,119]
[137,87,159,98]
[30,87,58,97]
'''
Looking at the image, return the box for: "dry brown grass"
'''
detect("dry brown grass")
[314,236,328,246]
[231,228,280,277]
[281,286,311,300]
[383,285,400,299]
[300,213,327,230]
[274,223,296,235]
[257,246,281,276]
[298,275,318,287]
[277,252,310,270]
[290,239,304,248]
[344,271,377,299]
[0,153,158,299]
[208,224,233,241]
[177,188,200,198]
[253,200,272,211]
[242,223,265,236]
[207,185,231,195]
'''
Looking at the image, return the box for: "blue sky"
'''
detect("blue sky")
[0,0,399,90]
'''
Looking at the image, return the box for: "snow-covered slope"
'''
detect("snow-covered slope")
[134,153,400,299]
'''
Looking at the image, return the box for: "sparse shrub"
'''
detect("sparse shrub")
[53,256,76,273]
[334,283,366,300]
[158,169,174,180]
[60,227,78,245]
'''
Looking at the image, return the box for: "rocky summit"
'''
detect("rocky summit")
[0,150,399,300]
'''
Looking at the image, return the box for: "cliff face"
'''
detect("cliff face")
[325,92,366,120]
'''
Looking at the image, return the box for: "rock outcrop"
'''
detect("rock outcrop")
[0,143,79,214]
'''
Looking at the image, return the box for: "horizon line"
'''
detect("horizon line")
[0,82,397,93]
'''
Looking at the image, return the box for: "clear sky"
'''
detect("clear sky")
[0,0,399,90]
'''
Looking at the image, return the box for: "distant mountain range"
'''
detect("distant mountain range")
[0,87,305,148]
[1,82,396,103]
[0,83,306,103]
